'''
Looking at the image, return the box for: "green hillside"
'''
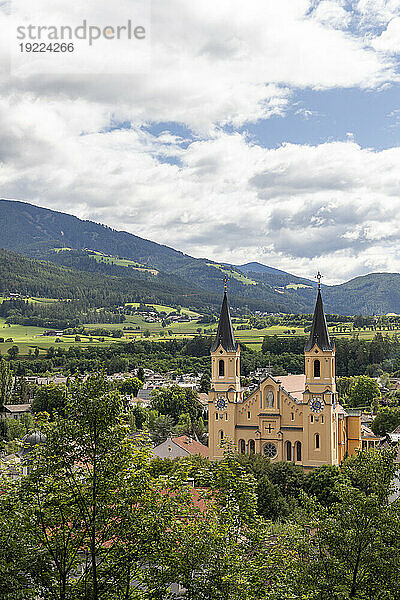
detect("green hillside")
[0,200,310,313]
[3,200,400,315]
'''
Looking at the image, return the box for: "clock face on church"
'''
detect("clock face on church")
[309,397,325,413]
[215,395,228,411]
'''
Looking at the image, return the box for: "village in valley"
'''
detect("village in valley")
[3,0,400,596]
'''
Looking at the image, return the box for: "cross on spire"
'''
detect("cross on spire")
[223,275,228,293]
[315,271,323,290]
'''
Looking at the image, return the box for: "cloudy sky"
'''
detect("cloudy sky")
[1,0,400,284]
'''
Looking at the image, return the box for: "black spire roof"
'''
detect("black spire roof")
[211,291,238,352]
[304,288,334,352]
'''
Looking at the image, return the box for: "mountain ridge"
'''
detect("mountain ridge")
[1,199,400,315]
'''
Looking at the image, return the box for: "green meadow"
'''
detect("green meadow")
[1,296,400,356]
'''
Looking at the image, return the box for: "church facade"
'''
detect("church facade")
[208,284,362,468]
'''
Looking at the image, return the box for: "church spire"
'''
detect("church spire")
[304,278,333,352]
[211,279,238,352]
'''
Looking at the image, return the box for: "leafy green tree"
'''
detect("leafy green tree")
[7,345,19,360]
[256,475,289,521]
[336,376,357,401]
[371,406,400,436]
[267,460,306,500]
[301,481,400,599]
[31,383,67,417]
[151,414,174,445]
[193,416,207,444]
[118,376,143,397]
[136,367,145,381]
[341,447,397,502]
[199,371,211,393]
[371,396,380,415]
[6,418,26,441]
[151,384,203,424]
[127,403,148,432]
[0,358,12,408]
[174,412,192,437]
[12,373,199,600]
[304,464,344,506]
[348,375,381,408]
[11,376,32,404]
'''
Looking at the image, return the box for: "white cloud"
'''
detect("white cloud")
[371,17,400,53]
[0,0,396,133]
[2,93,400,284]
[356,0,400,30]
[311,1,352,29]
[1,1,400,284]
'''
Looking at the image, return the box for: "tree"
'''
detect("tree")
[348,375,380,408]
[11,372,200,600]
[341,447,397,502]
[336,376,357,401]
[199,371,211,393]
[371,406,400,436]
[31,383,67,417]
[0,358,12,408]
[127,403,148,432]
[256,475,289,521]
[174,412,192,437]
[11,376,32,404]
[301,461,400,599]
[151,414,174,445]
[151,384,203,424]
[304,464,344,506]
[7,345,19,360]
[118,376,143,397]
[6,418,26,441]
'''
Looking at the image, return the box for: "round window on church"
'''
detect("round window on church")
[263,442,277,459]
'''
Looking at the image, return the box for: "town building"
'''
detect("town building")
[0,403,32,420]
[152,435,208,459]
[208,279,363,468]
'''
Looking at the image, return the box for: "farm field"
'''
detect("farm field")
[1,296,400,356]
[0,317,122,356]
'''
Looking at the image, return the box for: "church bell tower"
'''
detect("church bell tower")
[303,272,338,466]
[208,278,241,459]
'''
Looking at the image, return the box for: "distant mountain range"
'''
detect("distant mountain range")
[1,199,400,315]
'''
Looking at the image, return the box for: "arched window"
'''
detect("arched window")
[249,440,255,454]
[219,430,224,442]
[296,441,302,461]
[315,433,320,449]
[286,441,292,461]
[314,359,320,378]
[219,359,225,377]
[236,358,239,376]
[239,439,246,454]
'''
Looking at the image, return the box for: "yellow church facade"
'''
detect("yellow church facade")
[208,283,362,468]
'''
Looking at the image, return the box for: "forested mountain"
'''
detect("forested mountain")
[323,274,400,315]
[2,200,400,315]
[238,262,317,289]
[0,248,301,314]
[0,200,311,313]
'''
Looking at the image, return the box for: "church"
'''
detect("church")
[208,281,363,468]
